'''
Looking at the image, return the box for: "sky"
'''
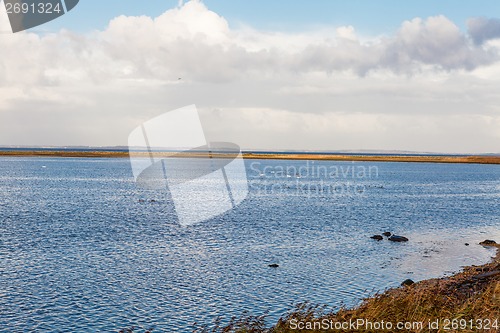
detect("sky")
[1,0,500,153]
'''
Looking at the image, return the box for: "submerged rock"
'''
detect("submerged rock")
[401,279,415,287]
[370,235,383,241]
[382,232,392,237]
[389,235,409,242]
[268,264,279,268]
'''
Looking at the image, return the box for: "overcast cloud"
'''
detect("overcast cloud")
[468,17,500,45]
[0,0,500,153]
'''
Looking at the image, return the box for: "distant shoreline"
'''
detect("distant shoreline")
[243,153,500,164]
[0,150,500,164]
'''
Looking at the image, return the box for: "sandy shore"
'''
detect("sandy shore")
[1,150,499,164]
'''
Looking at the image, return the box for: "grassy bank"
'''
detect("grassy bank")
[243,153,500,165]
[194,244,499,333]
[1,150,500,164]
[0,150,131,158]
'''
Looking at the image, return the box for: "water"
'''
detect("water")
[0,157,499,332]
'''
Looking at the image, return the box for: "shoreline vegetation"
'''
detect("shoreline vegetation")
[195,245,499,333]
[0,150,500,164]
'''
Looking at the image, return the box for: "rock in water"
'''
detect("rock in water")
[268,264,279,268]
[370,235,383,241]
[401,279,415,287]
[389,235,409,242]
[382,232,392,237]
[479,240,497,246]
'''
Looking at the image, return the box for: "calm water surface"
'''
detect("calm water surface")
[1,157,499,332]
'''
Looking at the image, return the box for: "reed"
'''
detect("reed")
[193,248,500,333]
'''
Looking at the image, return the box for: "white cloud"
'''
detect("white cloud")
[0,1,499,153]
[383,16,498,71]
[336,26,357,41]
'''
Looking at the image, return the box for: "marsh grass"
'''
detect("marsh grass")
[1,150,500,164]
[193,249,499,333]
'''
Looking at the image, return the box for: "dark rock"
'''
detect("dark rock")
[465,243,469,246]
[389,235,409,242]
[479,240,497,246]
[268,264,279,268]
[370,235,383,241]
[473,270,500,280]
[382,232,392,237]
[401,279,415,287]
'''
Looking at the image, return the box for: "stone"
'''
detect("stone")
[479,240,497,246]
[473,270,500,280]
[389,235,409,242]
[401,279,415,287]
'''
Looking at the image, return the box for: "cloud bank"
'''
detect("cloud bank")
[0,0,499,153]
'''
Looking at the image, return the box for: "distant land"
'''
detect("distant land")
[0,147,500,164]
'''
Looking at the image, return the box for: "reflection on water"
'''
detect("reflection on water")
[0,157,499,332]
[399,226,500,278]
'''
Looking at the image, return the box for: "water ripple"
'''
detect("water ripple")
[0,158,499,331]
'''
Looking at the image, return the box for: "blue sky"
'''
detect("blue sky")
[40,0,500,35]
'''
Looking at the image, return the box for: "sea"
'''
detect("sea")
[1,156,499,332]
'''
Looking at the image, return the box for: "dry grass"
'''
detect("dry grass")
[1,150,500,164]
[243,153,500,165]
[196,248,500,333]
[0,150,131,158]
